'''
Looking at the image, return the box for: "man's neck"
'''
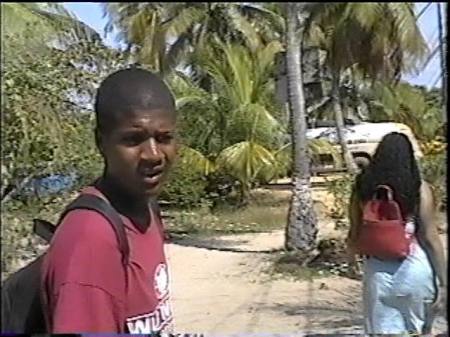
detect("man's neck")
[95,176,152,232]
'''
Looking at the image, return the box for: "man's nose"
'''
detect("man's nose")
[141,137,163,164]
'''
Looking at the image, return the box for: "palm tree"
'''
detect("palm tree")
[102,3,197,76]
[284,3,318,252]
[102,3,281,78]
[178,39,284,203]
[169,62,339,205]
[436,2,447,123]
[306,3,428,174]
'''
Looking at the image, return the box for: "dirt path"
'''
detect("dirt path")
[166,234,363,335]
[166,230,447,335]
[166,186,448,335]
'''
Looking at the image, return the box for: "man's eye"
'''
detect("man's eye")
[123,135,143,145]
[156,134,174,144]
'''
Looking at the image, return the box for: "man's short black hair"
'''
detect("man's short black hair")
[95,68,175,135]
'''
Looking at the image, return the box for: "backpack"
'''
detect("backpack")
[355,184,413,260]
[1,193,130,333]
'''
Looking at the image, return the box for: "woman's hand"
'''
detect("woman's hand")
[432,285,447,314]
[346,240,362,279]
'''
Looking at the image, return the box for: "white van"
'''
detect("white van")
[306,120,423,172]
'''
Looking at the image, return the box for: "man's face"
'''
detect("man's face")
[99,108,177,199]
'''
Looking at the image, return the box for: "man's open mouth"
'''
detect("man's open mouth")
[141,169,164,185]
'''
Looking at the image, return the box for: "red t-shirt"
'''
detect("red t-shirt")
[41,187,173,334]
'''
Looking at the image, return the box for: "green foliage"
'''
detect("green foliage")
[168,40,287,202]
[165,194,288,236]
[1,191,76,280]
[204,172,240,207]
[169,74,224,156]
[216,141,276,188]
[2,24,130,204]
[326,174,354,227]
[2,31,84,199]
[306,3,427,80]
[160,149,210,209]
[169,39,340,203]
[366,82,444,142]
[102,3,277,76]
[1,2,101,55]
[271,238,362,281]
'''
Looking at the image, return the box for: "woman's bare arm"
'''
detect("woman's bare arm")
[417,181,447,288]
[346,185,362,255]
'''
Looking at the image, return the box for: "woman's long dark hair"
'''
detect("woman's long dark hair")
[356,132,421,219]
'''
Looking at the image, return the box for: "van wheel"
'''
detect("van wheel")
[354,156,370,170]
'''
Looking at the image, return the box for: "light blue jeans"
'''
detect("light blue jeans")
[363,243,437,334]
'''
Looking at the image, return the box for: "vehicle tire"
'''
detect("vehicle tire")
[354,156,370,170]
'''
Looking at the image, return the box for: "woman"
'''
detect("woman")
[41,68,177,334]
[346,132,446,334]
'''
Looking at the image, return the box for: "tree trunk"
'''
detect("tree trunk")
[331,71,358,174]
[284,3,318,252]
[437,2,447,124]
[350,67,366,121]
[238,181,250,207]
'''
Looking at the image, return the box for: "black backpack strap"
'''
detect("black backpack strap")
[33,219,56,243]
[374,184,394,200]
[61,194,130,266]
[33,194,130,266]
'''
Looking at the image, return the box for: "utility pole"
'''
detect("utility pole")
[437,2,447,123]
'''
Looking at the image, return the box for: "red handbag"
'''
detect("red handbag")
[355,185,412,259]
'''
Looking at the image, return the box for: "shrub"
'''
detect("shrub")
[160,159,209,209]
[204,172,240,208]
[326,174,354,228]
[1,192,75,280]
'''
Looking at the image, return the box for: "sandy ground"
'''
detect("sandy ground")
[167,232,448,335]
[166,187,448,335]
[167,235,365,335]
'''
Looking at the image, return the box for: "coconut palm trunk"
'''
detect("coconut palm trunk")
[331,71,358,174]
[437,2,447,123]
[284,2,318,251]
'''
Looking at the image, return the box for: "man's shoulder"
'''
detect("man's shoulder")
[55,184,117,237]
[52,207,118,247]
[43,207,127,298]
[44,208,125,278]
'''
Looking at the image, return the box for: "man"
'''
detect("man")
[41,68,177,334]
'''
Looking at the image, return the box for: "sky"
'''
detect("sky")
[63,2,445,89]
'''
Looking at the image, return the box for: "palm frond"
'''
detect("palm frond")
[169,73,210,108]
[306,3,428,81]
[256,40,284,74]
[308,139,342,167]
[344,3,384,30]
[216,141,275,184]
[227,5,262,52]
[179,145,216,175]
[164,6,204,38]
